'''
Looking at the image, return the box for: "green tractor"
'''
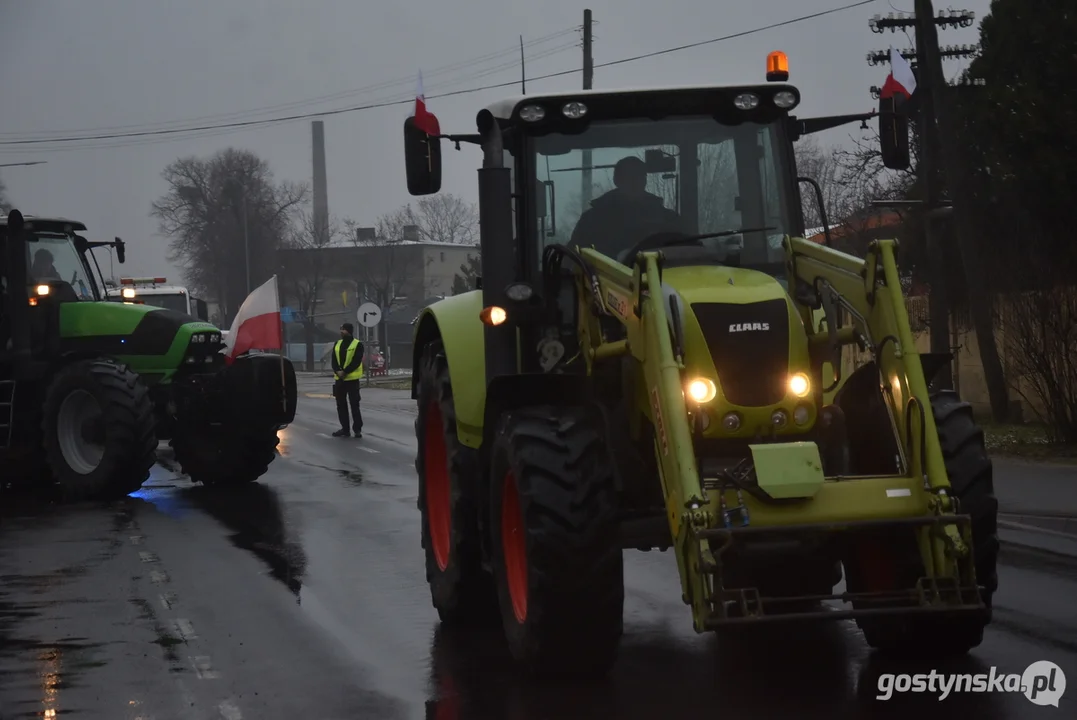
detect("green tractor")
[403,52,998,677]
[0,211,297,500]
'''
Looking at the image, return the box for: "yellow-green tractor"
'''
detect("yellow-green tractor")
[404,52,997,677]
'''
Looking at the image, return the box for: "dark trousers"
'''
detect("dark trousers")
[335,380,363,433]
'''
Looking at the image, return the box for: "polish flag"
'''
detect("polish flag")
[881,47,917,100]
[221,275,283,364]
[410,70,441,136]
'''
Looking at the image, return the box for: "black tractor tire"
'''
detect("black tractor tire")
[853,390,999,657]
[170,426,280,486]
[414,340,496,625]
[41,359,156,502]
[489,406,624,678]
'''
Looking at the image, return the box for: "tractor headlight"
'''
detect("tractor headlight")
[734,93,760,110]
[722,412,742,431]
[686,377,717,404]
[771,409,788,428]
[505,282,533,302]
[562,101,587,119]
[519,105,546,122]
[789,372,810,397]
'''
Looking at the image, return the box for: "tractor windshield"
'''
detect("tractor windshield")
[532,116,796,277]
[134,292,190,314]
[27,232,101,301]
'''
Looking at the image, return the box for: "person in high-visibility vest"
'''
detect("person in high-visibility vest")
[331,322,364,437]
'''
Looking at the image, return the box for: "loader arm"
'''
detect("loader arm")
[577,247,721,630]
[787,236,967,577]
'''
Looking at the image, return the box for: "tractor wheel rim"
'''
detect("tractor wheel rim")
[425,400,452,571]
[501,470,527,623]
[56,389,105,475]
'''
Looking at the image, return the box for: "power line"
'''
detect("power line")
[0,0,879,149]
[0,28,580,141]
[0,43,585,155]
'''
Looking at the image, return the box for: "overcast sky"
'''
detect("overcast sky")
[0,0,990,283]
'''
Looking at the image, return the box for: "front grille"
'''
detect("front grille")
[691,299,790,407]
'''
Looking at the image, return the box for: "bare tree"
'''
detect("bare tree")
[1000,286,1077,441]
[150,148,308,324]
[413,194,479,245]
[0,173,10,213]
[280,210,345,370]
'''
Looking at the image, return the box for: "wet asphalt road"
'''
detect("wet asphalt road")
[1,376,1075,719]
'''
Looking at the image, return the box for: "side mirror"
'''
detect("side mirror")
[403,116,442,196]
[114,237,126,264]
[879,94,910,171]
[644,149,677,173]
[195,298,209,321]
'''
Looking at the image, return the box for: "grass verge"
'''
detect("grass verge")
[981,421,1077,462]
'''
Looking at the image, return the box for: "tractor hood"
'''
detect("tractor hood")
[659,264,812,410]
[59,301,219,359]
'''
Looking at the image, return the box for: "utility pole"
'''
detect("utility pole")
[242,193,250,295]
[520,35,526,93]
[868,5,979,394]
[580,9,594,209]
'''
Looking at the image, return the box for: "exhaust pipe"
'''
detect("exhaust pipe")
[4,208,31,369]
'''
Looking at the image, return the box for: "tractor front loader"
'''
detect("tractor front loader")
[0,211,296,500]
[403,52,997,678]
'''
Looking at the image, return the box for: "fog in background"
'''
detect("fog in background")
[0,0,990,282]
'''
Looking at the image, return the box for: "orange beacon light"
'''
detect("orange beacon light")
[767,51,789,82]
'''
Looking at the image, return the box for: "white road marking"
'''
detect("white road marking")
[130,535,144,545]
[219,701,243,720]
[359,446,379,453]
[150,570,170,585]
[173,618,198,641]
[190,655,220,679]
[139,551,159,563]
[160,592,177,610]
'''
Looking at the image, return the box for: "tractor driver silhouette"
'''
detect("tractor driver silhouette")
[570,155,683,262]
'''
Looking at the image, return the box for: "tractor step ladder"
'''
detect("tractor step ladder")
[0,379,14,449]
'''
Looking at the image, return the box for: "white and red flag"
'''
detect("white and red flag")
[222,275,283,364]
[880,47,917,100]
[410,70,441,136]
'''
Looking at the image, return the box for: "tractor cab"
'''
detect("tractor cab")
[406,67,805,287]
[1,215,124,365]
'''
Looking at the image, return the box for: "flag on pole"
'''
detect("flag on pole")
[881,47,917,100]
[410,70,441,136]
[222,275,283,364]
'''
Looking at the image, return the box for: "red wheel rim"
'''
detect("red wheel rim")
[425,400,451,570]
[501,470,528,623]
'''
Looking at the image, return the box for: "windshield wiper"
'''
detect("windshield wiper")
[682,226,776,242]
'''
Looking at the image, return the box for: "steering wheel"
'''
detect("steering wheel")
[617,225,778,266]
[617,231,704,265]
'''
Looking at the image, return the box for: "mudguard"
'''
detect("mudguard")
[215,354,298,428]
[411,291,486,448]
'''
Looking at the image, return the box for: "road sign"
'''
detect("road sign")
[357,302,382,328]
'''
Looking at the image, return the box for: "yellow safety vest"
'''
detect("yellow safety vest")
[333,338,364,381]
